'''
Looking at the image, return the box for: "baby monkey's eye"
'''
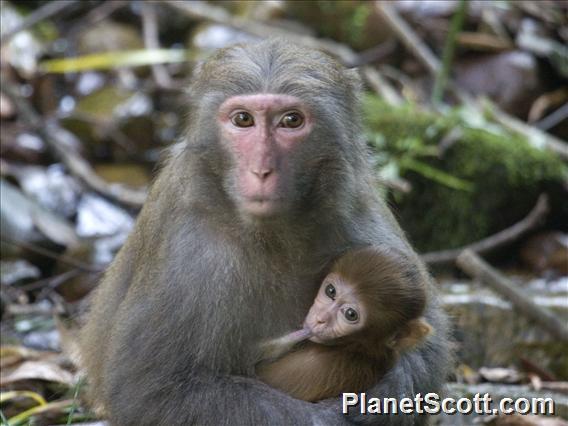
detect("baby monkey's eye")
[344,308,359,322]
[232,112,254,127]
[324,283,336,299]
[280,112,304,128]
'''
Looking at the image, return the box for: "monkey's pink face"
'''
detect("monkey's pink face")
[218,94,313,217]
[303,273,366,344]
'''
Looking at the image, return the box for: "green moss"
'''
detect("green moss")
[363,95,567,252]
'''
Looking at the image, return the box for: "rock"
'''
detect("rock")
[454,51,542,119]
[520,232,568,276]
[75,193,134,238]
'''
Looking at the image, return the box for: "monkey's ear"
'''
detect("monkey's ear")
[393,318,433,352]
[344,68,363,93]
[186,61,206,95]
[192,60,205,79]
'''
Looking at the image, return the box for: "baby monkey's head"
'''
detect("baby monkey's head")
[304,246,431,349]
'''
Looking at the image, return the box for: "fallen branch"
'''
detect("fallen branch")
[1,237,103,273]
[2,84,147,207]
[422,194,549,265]
[488,101,568,160]
[374,1,441,75]
[19,269,83,292]
[361,66,404,106]
[457,249,568,342]
[141,2,173,89]
[535,102,568,132]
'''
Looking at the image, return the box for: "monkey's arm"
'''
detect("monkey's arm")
[106,359,349,425]
[102,306,348,426]
[258,328,312,362]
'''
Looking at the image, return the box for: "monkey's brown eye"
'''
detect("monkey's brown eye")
[280,112,304,128]
[324,283,336,299]
[231,112,254,127]
[344,308,359,322]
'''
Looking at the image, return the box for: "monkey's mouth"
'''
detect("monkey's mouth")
[240,196,284,216]
[303,323,325,344]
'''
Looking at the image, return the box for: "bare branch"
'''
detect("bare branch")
[457,249,568,342]
[361,66,404,106]
[489,102,568,160]
[422,194,549,265]
[1,237,103,273]
[374,1,441,74]
[141,2,173,89]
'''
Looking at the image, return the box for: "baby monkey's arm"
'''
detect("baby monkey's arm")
[258,328,312,362]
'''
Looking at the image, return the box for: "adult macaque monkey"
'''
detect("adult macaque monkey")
[257,246,433,402]
[81,39,450,425]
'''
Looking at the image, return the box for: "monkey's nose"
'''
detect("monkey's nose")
[251,168,273,181]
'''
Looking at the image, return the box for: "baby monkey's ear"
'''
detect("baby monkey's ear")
[391,318,433,352]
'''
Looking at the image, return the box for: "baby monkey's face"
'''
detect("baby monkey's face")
[304,273,366,343]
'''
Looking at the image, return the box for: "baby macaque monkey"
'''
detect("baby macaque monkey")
[256,247,432,402]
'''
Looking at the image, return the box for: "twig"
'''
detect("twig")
[0,0,80,45]
[6,303,54,316]
[488,101,568,161]
[361,66,404,106]
[0,237,103,273]
[535,103,568,132]
[141,2,173,89]
[1,83,147,207]
[374,1,441,74]
[422,194,549,266]
[432,0,467,104]
[19,269,83,292]
[457,249,568,342]
[376,176,412,193]
[538,382,568,393]
[348,40,396,67]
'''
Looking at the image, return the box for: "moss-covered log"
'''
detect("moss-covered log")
[363,96,567,252]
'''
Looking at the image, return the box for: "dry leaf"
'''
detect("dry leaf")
[1,360,76,386]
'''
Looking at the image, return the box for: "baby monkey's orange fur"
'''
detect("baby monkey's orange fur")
[257,247,432,402]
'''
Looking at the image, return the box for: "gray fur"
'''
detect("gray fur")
[80,39,451,425]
